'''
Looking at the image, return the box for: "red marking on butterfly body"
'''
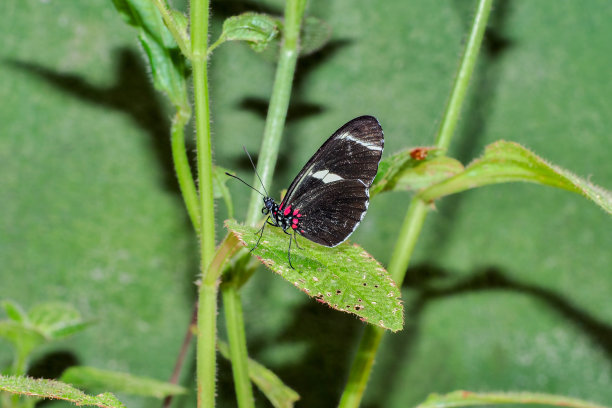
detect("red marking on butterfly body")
[283,206,291,216]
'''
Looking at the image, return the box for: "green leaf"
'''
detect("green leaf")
[299,16,332,56]
[371,148,464,198]
[218,340,300,408]
[110,0,188,107]
[170,9,188,37]
[225,220,404,332]
[0,321,46,362]
[217,12,280,53]
[2,300,27,323]
[27,302,89,340]
[0,374,125,408]
[418,141,612,214]
[213,166,234,218]
[60,366,186,399]
[416,390,610,408]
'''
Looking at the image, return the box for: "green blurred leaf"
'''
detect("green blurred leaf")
[111,0,188,107]
[226,220,404,332]
[213,166,234,218]
[371,148,463,198]
[0,321,46,362]
[418,141,612,214]
[0,302,89,374]
[0,374,125,408]
[218,340,300,408]
[27,302,89,340]
[416,390,609,408]
[299,16,332,56]
[2,300,27,323]
[215,12,280,53]
[60,366,186,399]
[170,9,188,36]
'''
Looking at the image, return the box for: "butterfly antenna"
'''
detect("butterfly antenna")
[225,172,265,197]
[243,146,270,197]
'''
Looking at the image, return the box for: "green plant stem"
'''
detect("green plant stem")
[152,0,191,58]
[221,284,254,408]
[12,352,27,376]
[245,0,307,225]
[171,108,200,233]
[197,234,241,408]
[190,0,216,406]
[338,1,493,407]
[223,1,306,405]
[387,197,430,283]
[207,36,224,58]
[434,0,493,151]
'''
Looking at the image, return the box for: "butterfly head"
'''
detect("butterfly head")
[262,196,276,215]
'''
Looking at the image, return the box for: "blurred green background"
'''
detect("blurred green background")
[1,0,611,407]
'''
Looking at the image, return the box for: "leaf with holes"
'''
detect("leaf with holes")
[418,141,612,214]
[226,219,404,332]
[371,148,463,198]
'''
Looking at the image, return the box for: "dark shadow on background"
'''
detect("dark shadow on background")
[364,264,612,408]
[28,350,79,380]
[232,39,353,181]
[423,1,515,262]
[235,39,351,125]
[28,351,79,407]
[5,49,202,396]
[5,48,200,299]
[212,0,282,17]
[238,97,325,125]
[5,49,182,197]
[241,299,360,408]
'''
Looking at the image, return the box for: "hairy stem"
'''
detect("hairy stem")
[190,0,217,406]
[224,0,306,405]
[171,108,199,233]
[338,1,494,406]
[222,283,254,408]
[245,0,307,225]
[152,0,191,58]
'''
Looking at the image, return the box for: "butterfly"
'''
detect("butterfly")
[228,116,384,269]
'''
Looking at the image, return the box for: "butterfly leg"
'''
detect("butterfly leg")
[251,217,270,253]
[292,230,301,250]
[287,232,295,269]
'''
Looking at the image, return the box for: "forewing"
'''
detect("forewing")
[281,116,384,206]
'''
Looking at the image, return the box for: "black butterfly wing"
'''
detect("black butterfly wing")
[280,116,384,247]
